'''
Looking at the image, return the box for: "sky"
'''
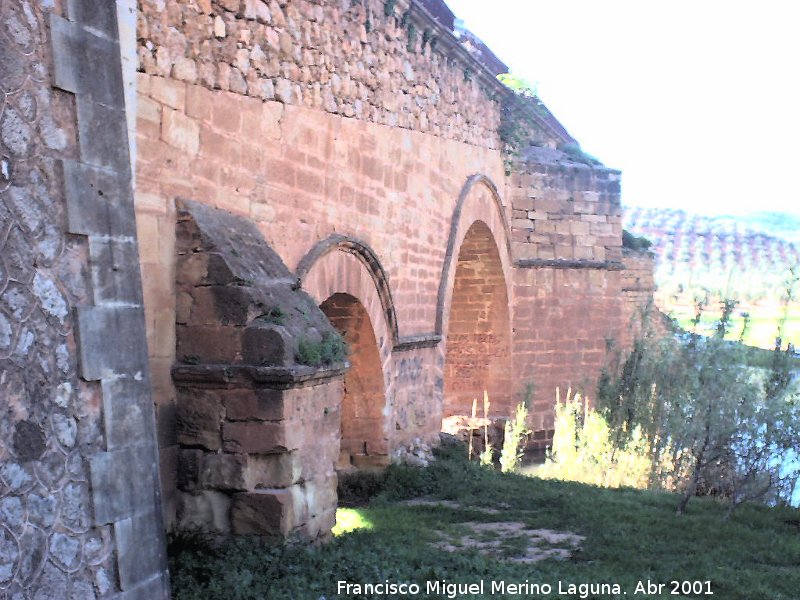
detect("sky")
[444,0,800,218]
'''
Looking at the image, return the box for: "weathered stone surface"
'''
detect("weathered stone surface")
[89,446,159,525]
[223,388,287,421]
[242,324,291,366]
[222,421,297,454]
[100,377,152,450]
[175,389,222,450]
[12,420,47,460]
[199,453,248,490]
[63,159,135,238]
[230,489,295,536]
[176,490,231,533]
[50,14,124,108]
[76,306,149,381]
[114,511,167,590]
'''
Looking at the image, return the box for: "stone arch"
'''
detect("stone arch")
[436,174,513,336]
[437,175,514,418]
[320,293,388,469]
[297,234,398,353]
[297,237,394,469]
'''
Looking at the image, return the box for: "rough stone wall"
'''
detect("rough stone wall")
[130,0,659,537]
[2,1,168,598]
[620,248,669,346]
[508,147,623,265]
[506,149,625,436]
[0,4,106,595]
[171,200,344,539]
[136,0,516,149]
[135,72,508,527]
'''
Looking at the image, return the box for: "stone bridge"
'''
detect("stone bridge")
[0,0,655,597]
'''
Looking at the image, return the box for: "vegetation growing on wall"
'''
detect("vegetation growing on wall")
[496,74,547,162]
[296,332,349,367]
[622,229,653,252]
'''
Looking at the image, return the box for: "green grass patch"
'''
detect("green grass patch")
[667,301,800,351]
[169,446,800,599]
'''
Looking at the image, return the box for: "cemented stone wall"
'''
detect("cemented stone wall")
[1,1,168,597]
[134,71,510,528]
[135,0,550,150]
[2,2,662,581]
[171,200,343,539]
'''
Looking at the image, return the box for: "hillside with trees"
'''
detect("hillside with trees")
[624,207,800,349]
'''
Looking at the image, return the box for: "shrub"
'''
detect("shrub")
[499,401,530,473]
[537,389,665,489]
[296,331,348,366]
[598,304,800,515]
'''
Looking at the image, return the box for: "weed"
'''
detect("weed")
[295,331,348,366]
[622,229,653,251]
[256,306,286,325]
[500,400,530,474]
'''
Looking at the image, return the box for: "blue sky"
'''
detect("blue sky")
[445,1,800,218]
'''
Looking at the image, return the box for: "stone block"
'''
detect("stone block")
[90,445,159,525]
[303,507,336,540]
[176,490,231,533]
[116,573,171,600]
[223,388,288,421]
[63,159,135,237]
[175,389,222,450]
[175,324,242,364]
[76,98,131,171]
[199,453,248,490]
[115,510,167,591]
[88,237,145,305]
[162,108,199,156]
[67,0,118,37]
[150,76,186,111]
[222,421,298,454]
[246,452,301,488]
[76,306,149,381]
[100,376,152,450]
[50,15,124,108]
[230,489,296,536]
[242,324,291,366]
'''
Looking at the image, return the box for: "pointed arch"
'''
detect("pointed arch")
[436,174,513,338]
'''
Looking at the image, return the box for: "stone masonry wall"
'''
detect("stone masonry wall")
[2,1,168,598]
[508,147,623,265]
[171,200,344,540]
[135,72,508,527]
[130,0,658,536]
[138,0,498,149]
[136,0,570,151]
[506,148,625,437]
[1,4,109,595]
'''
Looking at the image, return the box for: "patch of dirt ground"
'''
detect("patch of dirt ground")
[401,498,584,563]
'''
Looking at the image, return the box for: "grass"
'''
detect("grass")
[169,445,800,599]
[665,299,800,351]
